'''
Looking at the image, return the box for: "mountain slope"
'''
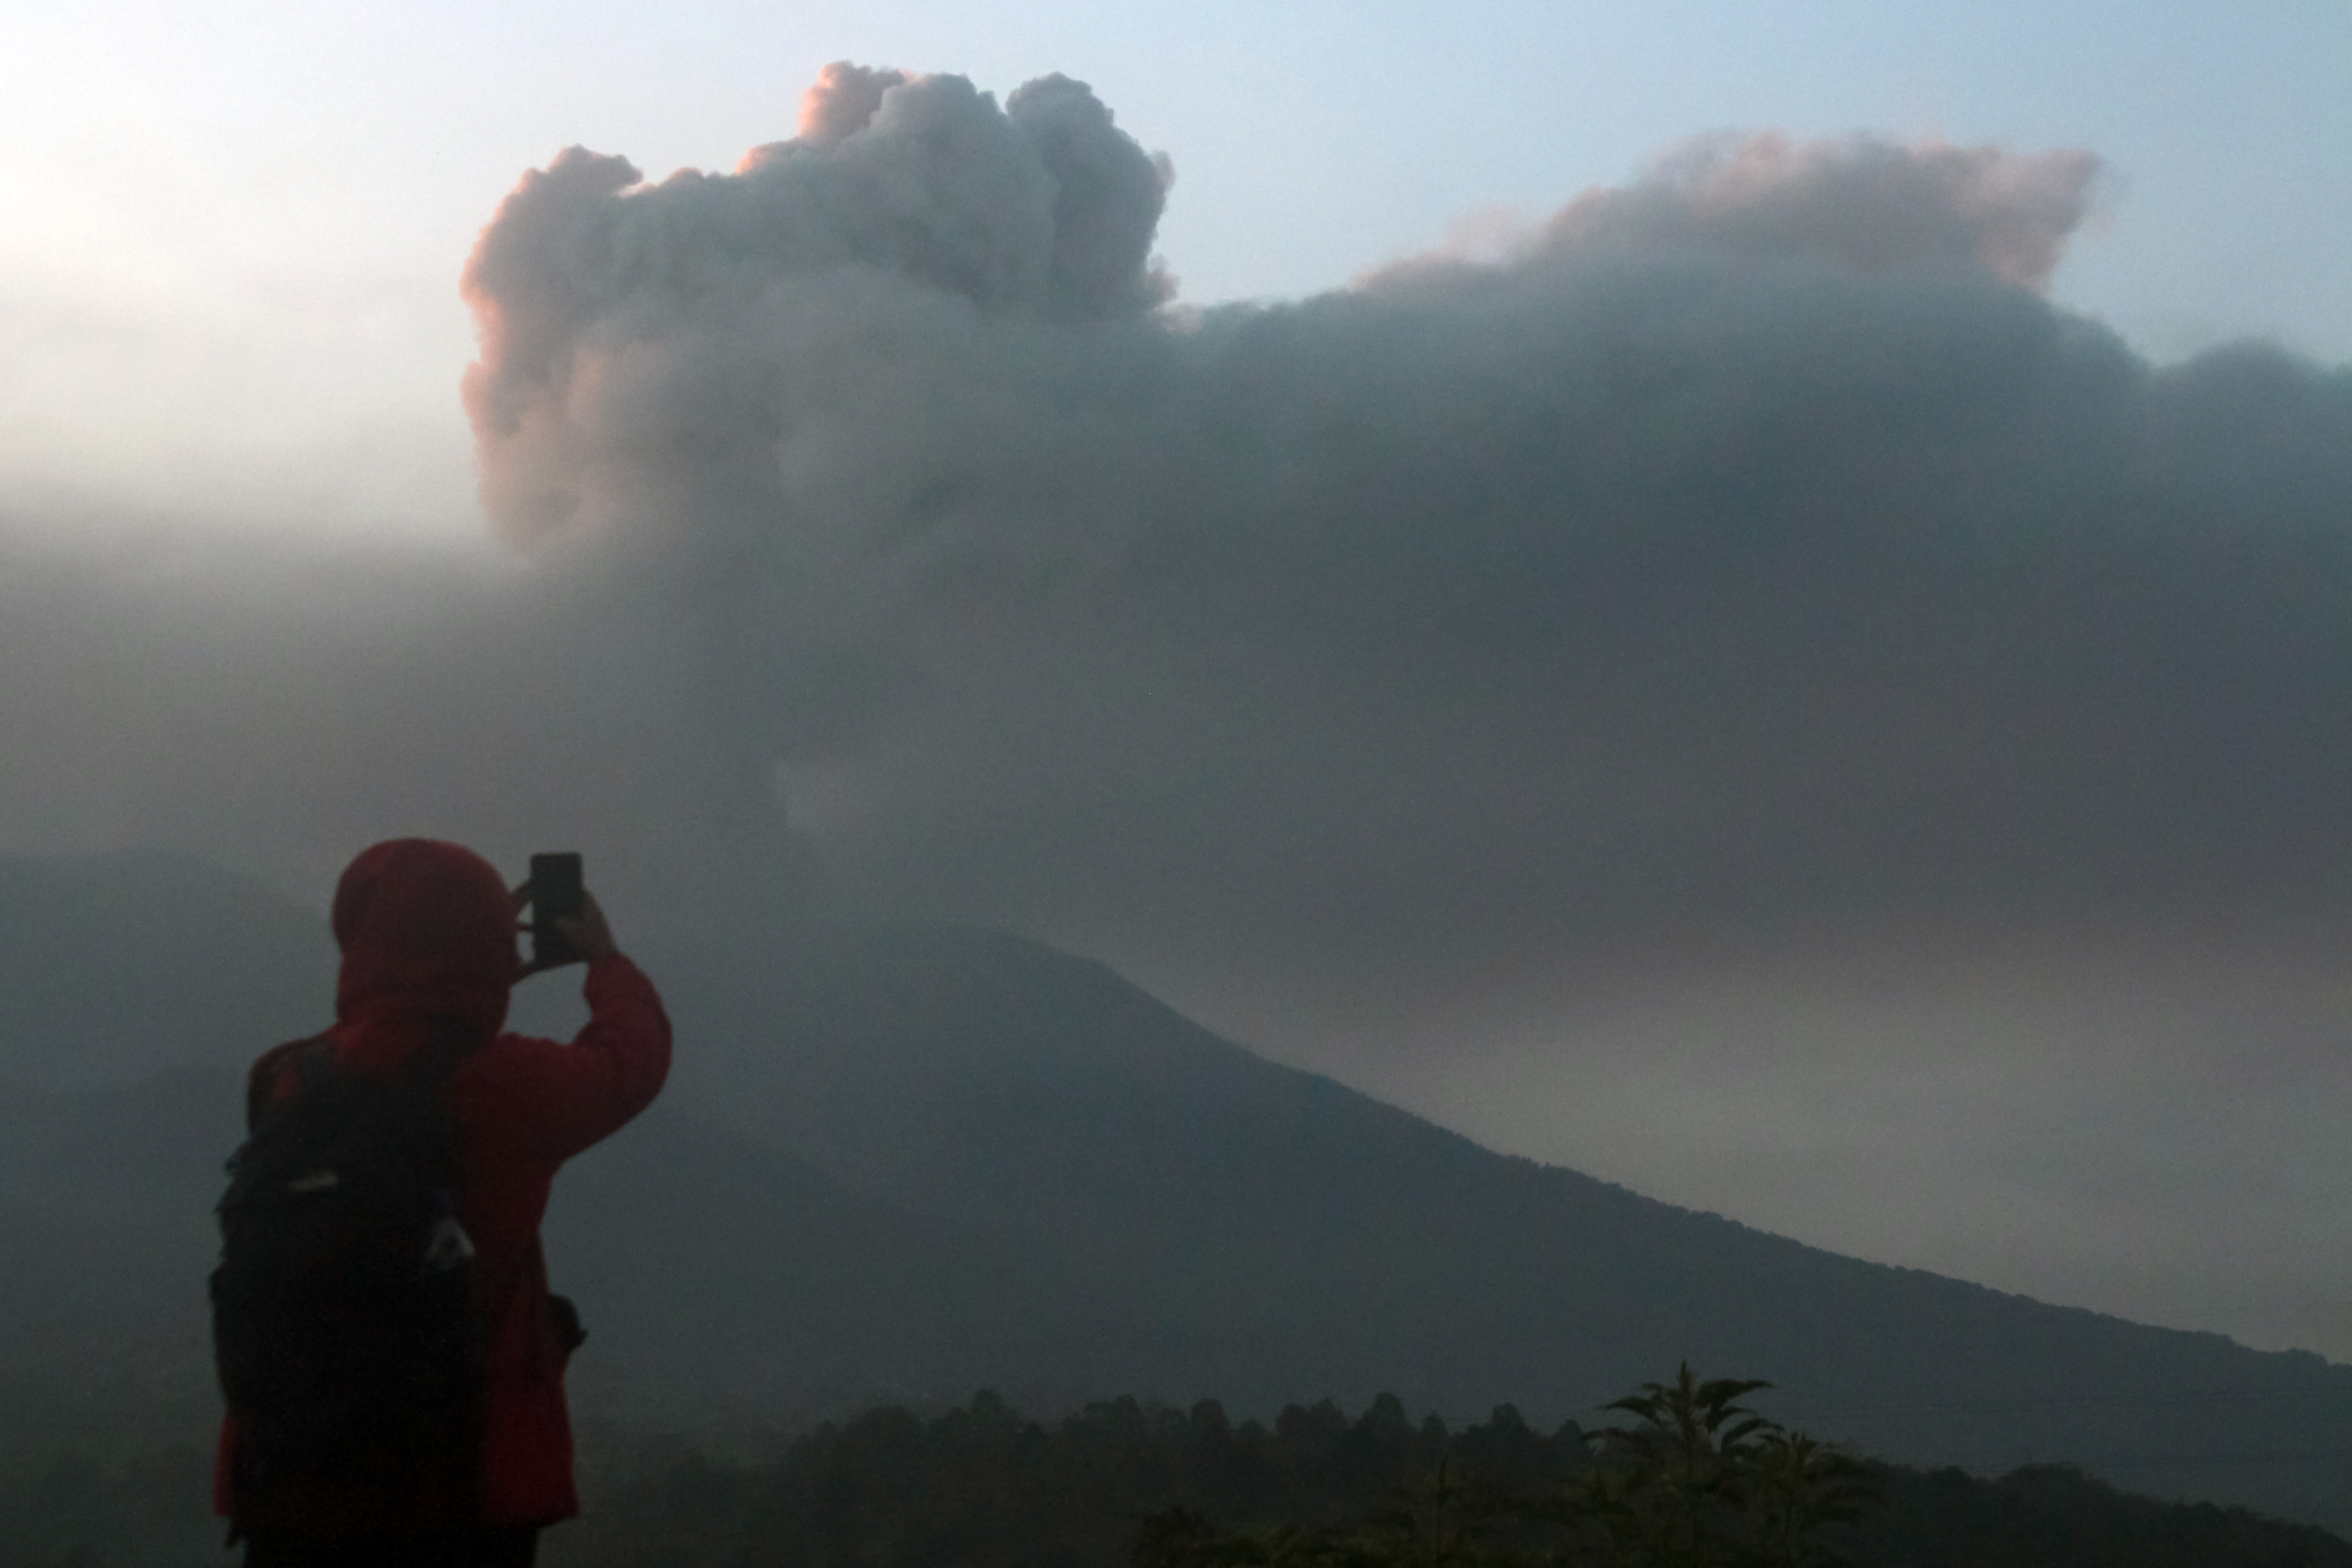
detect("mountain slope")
[6,851,2352,1532]
[0,850,331,1087]
[655,920,2352,1525]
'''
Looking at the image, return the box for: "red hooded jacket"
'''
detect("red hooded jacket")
[216,838,673,1529]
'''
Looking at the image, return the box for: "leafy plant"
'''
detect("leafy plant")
[1139,1365,1879,1568]
[1743,1431,1877,1568]
[1567,1363,1778,1567]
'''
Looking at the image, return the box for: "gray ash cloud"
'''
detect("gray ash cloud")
[9,63,2352,1353]
[449,72,2350,993]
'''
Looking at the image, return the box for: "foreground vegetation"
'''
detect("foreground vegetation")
[548,1373,2352,1568]
[10,1370,2351,1566]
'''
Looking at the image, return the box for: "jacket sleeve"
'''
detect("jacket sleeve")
[494,954,675,1163]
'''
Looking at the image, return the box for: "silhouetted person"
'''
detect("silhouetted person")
[213,838,671,1567]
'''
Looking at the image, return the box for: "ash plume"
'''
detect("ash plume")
[7,59,2352,1357]
[447,69,2349,997]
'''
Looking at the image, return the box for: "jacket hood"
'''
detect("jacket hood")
[332,838,514,1042]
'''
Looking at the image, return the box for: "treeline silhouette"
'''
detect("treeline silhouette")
[11,1371,2352,1566]
[543,1374,2352,1568]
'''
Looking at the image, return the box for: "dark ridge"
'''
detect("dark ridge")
[6,850,2352,1534]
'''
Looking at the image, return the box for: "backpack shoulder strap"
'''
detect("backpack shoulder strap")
[244,1034,336,1134]
[242,1023,479,1134]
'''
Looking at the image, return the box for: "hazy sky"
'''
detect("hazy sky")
[3,0,2346,527]
[8,1,2352,1363]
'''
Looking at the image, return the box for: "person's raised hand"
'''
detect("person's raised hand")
[559,891,619,965]
[511,882,620,978]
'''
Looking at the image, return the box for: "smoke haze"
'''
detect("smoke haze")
[10,64,2352,1354]
[456,74,2348,981]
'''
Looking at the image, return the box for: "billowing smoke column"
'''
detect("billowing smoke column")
[461,65,1171,551]
[1525,131,2099,286]
[454,63,2352,998]
[4,61,2347,1376]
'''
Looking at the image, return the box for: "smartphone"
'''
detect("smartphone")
[529,852,585,969]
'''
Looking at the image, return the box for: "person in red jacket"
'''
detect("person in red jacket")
[217,837,673,1567]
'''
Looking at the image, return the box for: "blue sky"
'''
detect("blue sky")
[29,0,2346,334]
[1,0,2345,535]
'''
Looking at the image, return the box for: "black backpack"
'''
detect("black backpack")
[210,1030,487,1530]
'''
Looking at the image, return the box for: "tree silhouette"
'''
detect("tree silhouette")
[1566,1363,1778,1567]
[1132,1365,1878,1568]
[1743,1431,1877,1568]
